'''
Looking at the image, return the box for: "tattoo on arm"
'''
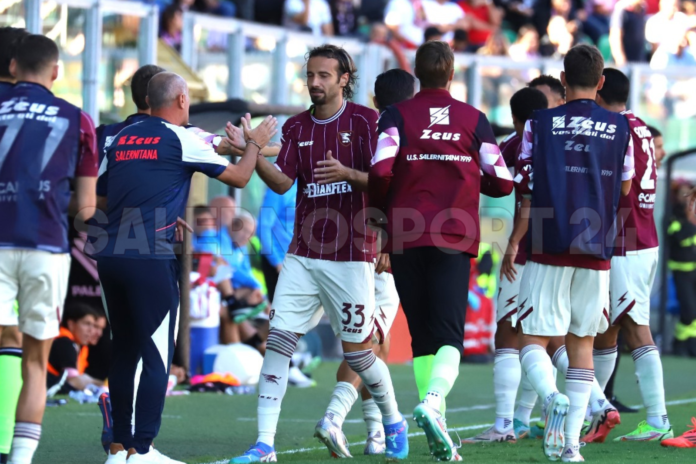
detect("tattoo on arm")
[268,141,282,149]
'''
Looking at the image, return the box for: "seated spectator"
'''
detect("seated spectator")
[453,28,470,51]
[495,0,534,32]
[84,310,110,382]
[609,0,648,65]
[284,0,334,36]
[331,0,359,37]
[509,23,541,59]
[192,204,219,254]
[533,0,586,56]
[582,0,615,45]
[650,29,696,68]
[422,0,469,43]
[160,4,183,51]
[384,0,429,48]
[476,30,511,55]
[457,0,504,51]
[47,303,104,394]
[646,0,690,55]
[424,26,444,42]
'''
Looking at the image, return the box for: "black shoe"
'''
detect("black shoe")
[611,396,639,413]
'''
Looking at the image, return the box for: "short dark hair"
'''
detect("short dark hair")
[597,68,630,105]
[62,302,101,326]
[415,41,454,89]
[132,64,165,110]
[563,44,604,89]
[13,34,59,75]
[306,44,357,100]
[510,87,548,122]
[194,204,212,216]
[424,26,443,42]
[0,27,29,79]
[527,74,566,100]
[647,125,662,138]
[454,29,468,43]
[374,69,416,111]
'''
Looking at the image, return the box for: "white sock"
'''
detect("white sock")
[494,349,520,432]
[593,346,618,390]
[551,345,569,376]
[632,345,670,429]
[514,372,538,426]
[344,350,401,425]
[565,368,594,447]
[520,345,558,405]
[257,330,298,447]
[423,390,443,412]
[326,382,359,427]
[589,378,613,414]
[362,398,383,435]
[9,423,41,464]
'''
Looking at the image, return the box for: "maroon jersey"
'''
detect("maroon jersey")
[369,88,513,255]
[500,133,528,266]
[275,101,377,262]
[614,110,658,255]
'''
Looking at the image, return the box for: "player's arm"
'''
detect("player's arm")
[515,120,534,198]
[500,197,530,283]
[70,111,100,222]
[477,113,514,198]
[68,373,104,390]
[256,119,298,195]
[621,135,635,196]
[313,150,368,191]
[369,107,401,212]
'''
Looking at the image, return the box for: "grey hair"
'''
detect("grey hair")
[146,72,188,110]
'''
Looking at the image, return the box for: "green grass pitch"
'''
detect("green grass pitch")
[37,356,696,463]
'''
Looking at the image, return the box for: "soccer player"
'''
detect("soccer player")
[586,68,672,443]
[312,68,416,458]
[230,45,409,463]
[648,126,666,169]
[0,34,99,464]
[463,87,549,444]
[370,41,514,461]
[0,26,30,464]
[91,72,277,464]
[527,75,566,109]
[515,44,634,462]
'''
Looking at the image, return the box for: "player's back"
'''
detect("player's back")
[95,113,149,162]
[0,82,94,253]
[524,99,631,263]
[90,117,227,259]
[615,110,658,254]
[0,81,13,97]
[275,101,377,262]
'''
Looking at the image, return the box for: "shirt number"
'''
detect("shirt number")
[640,138,656,191]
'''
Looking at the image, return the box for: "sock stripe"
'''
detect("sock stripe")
[266,329,299,358]
[13,423,41,441]
[593,346,618,356]
[0,347,22,357]
[519,344,545,360]
[344,350,377,373]
[551,345,567,367]
[631,345,658,361]
[566,367,594,383]
[495,348,520,356]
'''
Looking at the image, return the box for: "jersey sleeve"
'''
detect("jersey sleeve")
[358,110,379,172]
[622,135,635,181]
[186,125,223,150]
[76,111,99,177]
[274,119,300,181]
[171,124,230,177]
[515,119,534,197]
[475,112,513,198]
[369,107,401,212]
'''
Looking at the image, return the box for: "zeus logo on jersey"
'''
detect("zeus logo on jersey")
[304,181,352,198]
[428,106,450,127]
[552,116,617,137]
[420,130,461,141]
[0,98,60,118]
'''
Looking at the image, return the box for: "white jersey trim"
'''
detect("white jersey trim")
[162,121,229,167]
[310,100,347,125]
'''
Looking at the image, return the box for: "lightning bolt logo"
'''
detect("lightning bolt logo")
[428,106,451,127]
[552,116,565,130]
[518,298,527,313]
[617,291,628,306]
[379,306,387,322]
[505,295,517,308]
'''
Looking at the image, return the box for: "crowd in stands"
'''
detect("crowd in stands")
[152,0,696,67]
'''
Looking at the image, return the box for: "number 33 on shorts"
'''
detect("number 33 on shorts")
[341,303,367,334]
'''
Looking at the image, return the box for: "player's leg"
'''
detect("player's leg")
[231,255,321,463]
[0,323,22,463]
[8,250,70,464]
[517,262,573,460]
[315,360,360,458]
[362,334,389,455]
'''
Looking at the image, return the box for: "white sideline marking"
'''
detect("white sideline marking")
[200,396,696,464]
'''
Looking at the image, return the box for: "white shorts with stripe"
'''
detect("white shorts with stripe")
[270,254,376,343]
[0,249,71,340]
[517,261,610,337]
[496,263,526,324]
[610,247,658,326]
[374,271,399,343]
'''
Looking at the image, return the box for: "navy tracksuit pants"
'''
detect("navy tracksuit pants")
[97,257,180,454]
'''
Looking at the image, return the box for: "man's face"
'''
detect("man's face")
[306,57,345,106]
[194,212,216,235]
[654,135,666,168]
[209,197,236,229]
[90,317,106,345]
[231,218,255,246]
[533,84,565,108]
[69,315,96,346]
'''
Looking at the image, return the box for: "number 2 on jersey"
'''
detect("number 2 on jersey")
[640,138,656,191]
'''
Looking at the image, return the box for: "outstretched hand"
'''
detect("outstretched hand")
[225,121,246,151]
[313,151,349,185]
[243,113,278,150]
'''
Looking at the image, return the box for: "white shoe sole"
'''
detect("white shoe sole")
[314,426,352,458]
[544,394,570,462]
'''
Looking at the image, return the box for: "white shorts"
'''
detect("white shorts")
[496,263,526,324]
[610,248,658,326]
[518,261,610,337]
[374,271,399,343]
[270,254,376,343]
[0,249,71,340]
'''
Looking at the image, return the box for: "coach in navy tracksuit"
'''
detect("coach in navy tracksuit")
[88,72,277,463]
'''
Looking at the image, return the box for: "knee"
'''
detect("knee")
[0,325,22,348]
[594,326,620,349]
